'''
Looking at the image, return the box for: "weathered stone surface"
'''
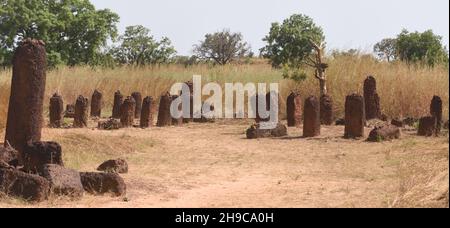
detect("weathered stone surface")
[64,104,76,118]
[246,123,288,139]
[90,90,103,117]
[80,172,126,197]
[157,93,173,127]
[0,168,50,202]
[367,125,401,142]
[131,92,142,119]
[364,76,381,120]
[5,39,47,164]
[74,95,89,128]
[430,96,443,134]
[112,90,124,119]
[286,92,302,127]
[23,141,64,173]
[98,118,121,130]
[335,118,345,126]
[97,159,128,174]
[320,94,334,125]
[403,117,418,127]
[0,161,11,169]
[171,95,183,126]
[303,96,321,137]
[40,164,83,198]
[140,96,154,128]
[0,145,18,166]
[444,120,449,130]
[49,93,64,128]
[391,119,404,128]
[120,96,136,128]
[344,93,366,138]
[418,116,437,137]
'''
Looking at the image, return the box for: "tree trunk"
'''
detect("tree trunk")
[319,76,327,97]
[310,40,328,97]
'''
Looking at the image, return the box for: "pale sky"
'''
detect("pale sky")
[91,0,450,56]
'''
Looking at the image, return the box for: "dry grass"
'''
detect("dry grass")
[0,56,448,129]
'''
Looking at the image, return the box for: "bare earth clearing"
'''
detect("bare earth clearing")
[0,119,448,208]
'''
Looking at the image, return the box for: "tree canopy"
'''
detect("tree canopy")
[110,25,176,66]
[396,30,448,67]
[261,14,326,81]
[193,29,252,65]
[374,30,448,67]
[373,38,397,62]
[261,14,329,95]
[0,0,119,68]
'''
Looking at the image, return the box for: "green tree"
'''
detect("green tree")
[0,0,119,68]
[395,29,448,67]
[110,25,176,66]
[193,29,251,65]
[373,38,397,62]
[261,14,328,96]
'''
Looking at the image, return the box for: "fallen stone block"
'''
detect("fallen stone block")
[0,168,50,202]
[97,159,128,174]
[391,119,404,128]
[98,118,121,130]
[367,125,401,142]
[246,123,287,139]
[23,141,64,173]
[40,164,83,198]
[64,104,76,118]
[80,172,126,197]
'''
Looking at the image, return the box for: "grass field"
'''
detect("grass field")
[0,56,449,129]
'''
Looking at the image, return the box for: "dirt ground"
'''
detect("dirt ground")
[0,119,448,208]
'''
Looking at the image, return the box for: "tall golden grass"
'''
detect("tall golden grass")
[0,55,448,129]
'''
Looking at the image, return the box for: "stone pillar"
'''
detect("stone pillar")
[430,96,442,134]
[171,95,183,126]
[120,96,136,128]
[182,81,194,123]
[112,91,123,119]
[49,93,64,128]
[182,95,194,123]
[157,93,172,127]
[131,92,142,119]
[344,93,366,138]
[364,76,381,120]
[5,39,47,162]
[74,96,89,128]
[140,96,154,128]
[286,92,302,127]
[90,90,103,117]
[320,94,334,125]
[418,116,437,137]
[303,96,321,137]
